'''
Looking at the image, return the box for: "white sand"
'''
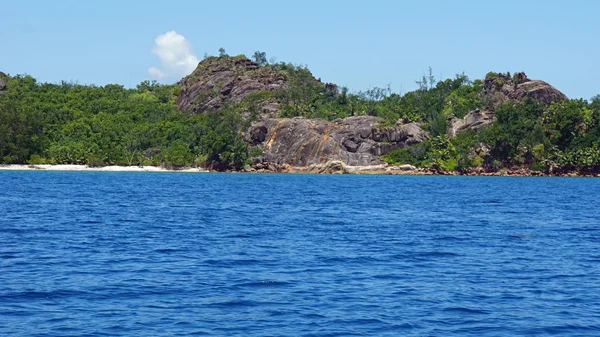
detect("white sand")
[0,164,209,173]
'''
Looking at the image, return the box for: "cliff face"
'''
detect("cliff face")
[245,116,428,167]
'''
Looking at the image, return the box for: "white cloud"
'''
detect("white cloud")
[148,66,166,79]
[148,31,199,79]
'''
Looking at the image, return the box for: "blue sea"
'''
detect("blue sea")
[1,171,599,336]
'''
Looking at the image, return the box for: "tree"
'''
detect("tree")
[252,51,267,66]
[218,47,227,57]
[415,67,436,91]
[542,99,592,150]
[123,136,140,166]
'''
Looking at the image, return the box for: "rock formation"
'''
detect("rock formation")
[482,71,567,108]
[0,72,8,92]
[245,116,429,167]
[447,109,495,137]
[177,56,287,116]
[448,72,568,136]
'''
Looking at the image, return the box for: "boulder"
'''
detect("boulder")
[308,160,347,174]
[447,109,495,137]
[397,164,417,171]
[447,72,568,137]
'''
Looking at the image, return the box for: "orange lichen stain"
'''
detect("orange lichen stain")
[336,145,344,160]
[265,121,284,149]
[306,142,316,165]
[313,135,329,161]
[291,142,309,166]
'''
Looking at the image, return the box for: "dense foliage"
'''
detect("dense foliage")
[0,76,248,169]
[383,96,600,173]
[272,64,477,135]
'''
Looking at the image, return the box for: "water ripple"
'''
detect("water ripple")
[1,172,600,336]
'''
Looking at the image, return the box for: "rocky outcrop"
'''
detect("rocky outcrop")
[447,109,495,137]
[448,72,568,137]
[301,161,418,174]
[177,56,429,168]
[0,72,8,91]
[246,160,420,174]
[176,58,570,169]
[177,56,287,115]
[245,115,429,167]
[483,71,567,108]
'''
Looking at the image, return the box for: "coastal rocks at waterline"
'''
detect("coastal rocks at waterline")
[303,161,419,174]
[245,160,419,175]
[245,115,429,167]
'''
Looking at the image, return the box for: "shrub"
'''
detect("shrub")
[27,154,47,165]
[530,162,545,172]
[249,146,264,158]
[2,156,14,164]
[87,154,105,167]
[439,158,458,171]
[162,141,193,168]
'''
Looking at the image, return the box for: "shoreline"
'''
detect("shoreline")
[2,163,597,177]
[0,164,209,173]
[244,161,600,177]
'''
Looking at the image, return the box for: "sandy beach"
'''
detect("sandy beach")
[0,164,209,173]
[1,163,597,177]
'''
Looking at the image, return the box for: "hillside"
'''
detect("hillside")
[177,56,287,116]
[1,54,599,175]
[175,56,587,174]
[176,56,432,168]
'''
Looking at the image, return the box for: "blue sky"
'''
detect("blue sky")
[1,0,598,99]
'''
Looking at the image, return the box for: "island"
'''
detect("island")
[1,52,599,176]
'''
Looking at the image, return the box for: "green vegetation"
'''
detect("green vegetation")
[252,51,268,66]
[270,63,477,135]
[0,76,248,170]
[2,54,599,174]
[384,97,600,174]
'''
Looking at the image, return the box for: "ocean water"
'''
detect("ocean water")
[1,171,599,336]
